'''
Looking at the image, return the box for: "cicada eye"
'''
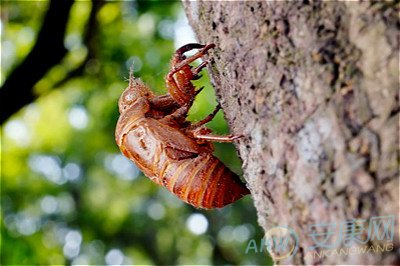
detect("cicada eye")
[125,93,134,103]
[118,88,136,113]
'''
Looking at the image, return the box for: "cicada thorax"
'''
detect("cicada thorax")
[159,153,249,209]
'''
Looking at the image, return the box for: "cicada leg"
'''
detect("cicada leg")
[191,60,210,80]
[150,94,179,110]
[185,104,243,142]
[193,132,243,143]
[190,104,221,129]
[158,103,191,126]
[166,44,215,86]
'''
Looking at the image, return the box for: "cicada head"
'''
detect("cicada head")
[118,71,155,114]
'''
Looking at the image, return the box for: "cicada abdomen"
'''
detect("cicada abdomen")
[160,153,249,209]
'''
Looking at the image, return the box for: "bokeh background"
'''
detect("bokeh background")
[1,1,272,265]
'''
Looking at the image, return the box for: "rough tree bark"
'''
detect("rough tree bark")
[184,1,399,265]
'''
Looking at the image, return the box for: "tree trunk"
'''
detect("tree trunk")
[184,1,399,265]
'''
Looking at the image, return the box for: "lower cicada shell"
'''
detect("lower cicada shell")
[115,43,249,209]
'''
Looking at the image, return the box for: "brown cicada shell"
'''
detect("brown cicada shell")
[115,43,249,209]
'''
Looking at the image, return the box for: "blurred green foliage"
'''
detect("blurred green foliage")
[1,1,272,265]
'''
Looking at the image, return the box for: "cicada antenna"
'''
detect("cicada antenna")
[129,63,135,88]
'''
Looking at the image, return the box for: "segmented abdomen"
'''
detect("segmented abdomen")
[159,153,249,209]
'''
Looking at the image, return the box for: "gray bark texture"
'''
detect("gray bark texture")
[184,1,399,265]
